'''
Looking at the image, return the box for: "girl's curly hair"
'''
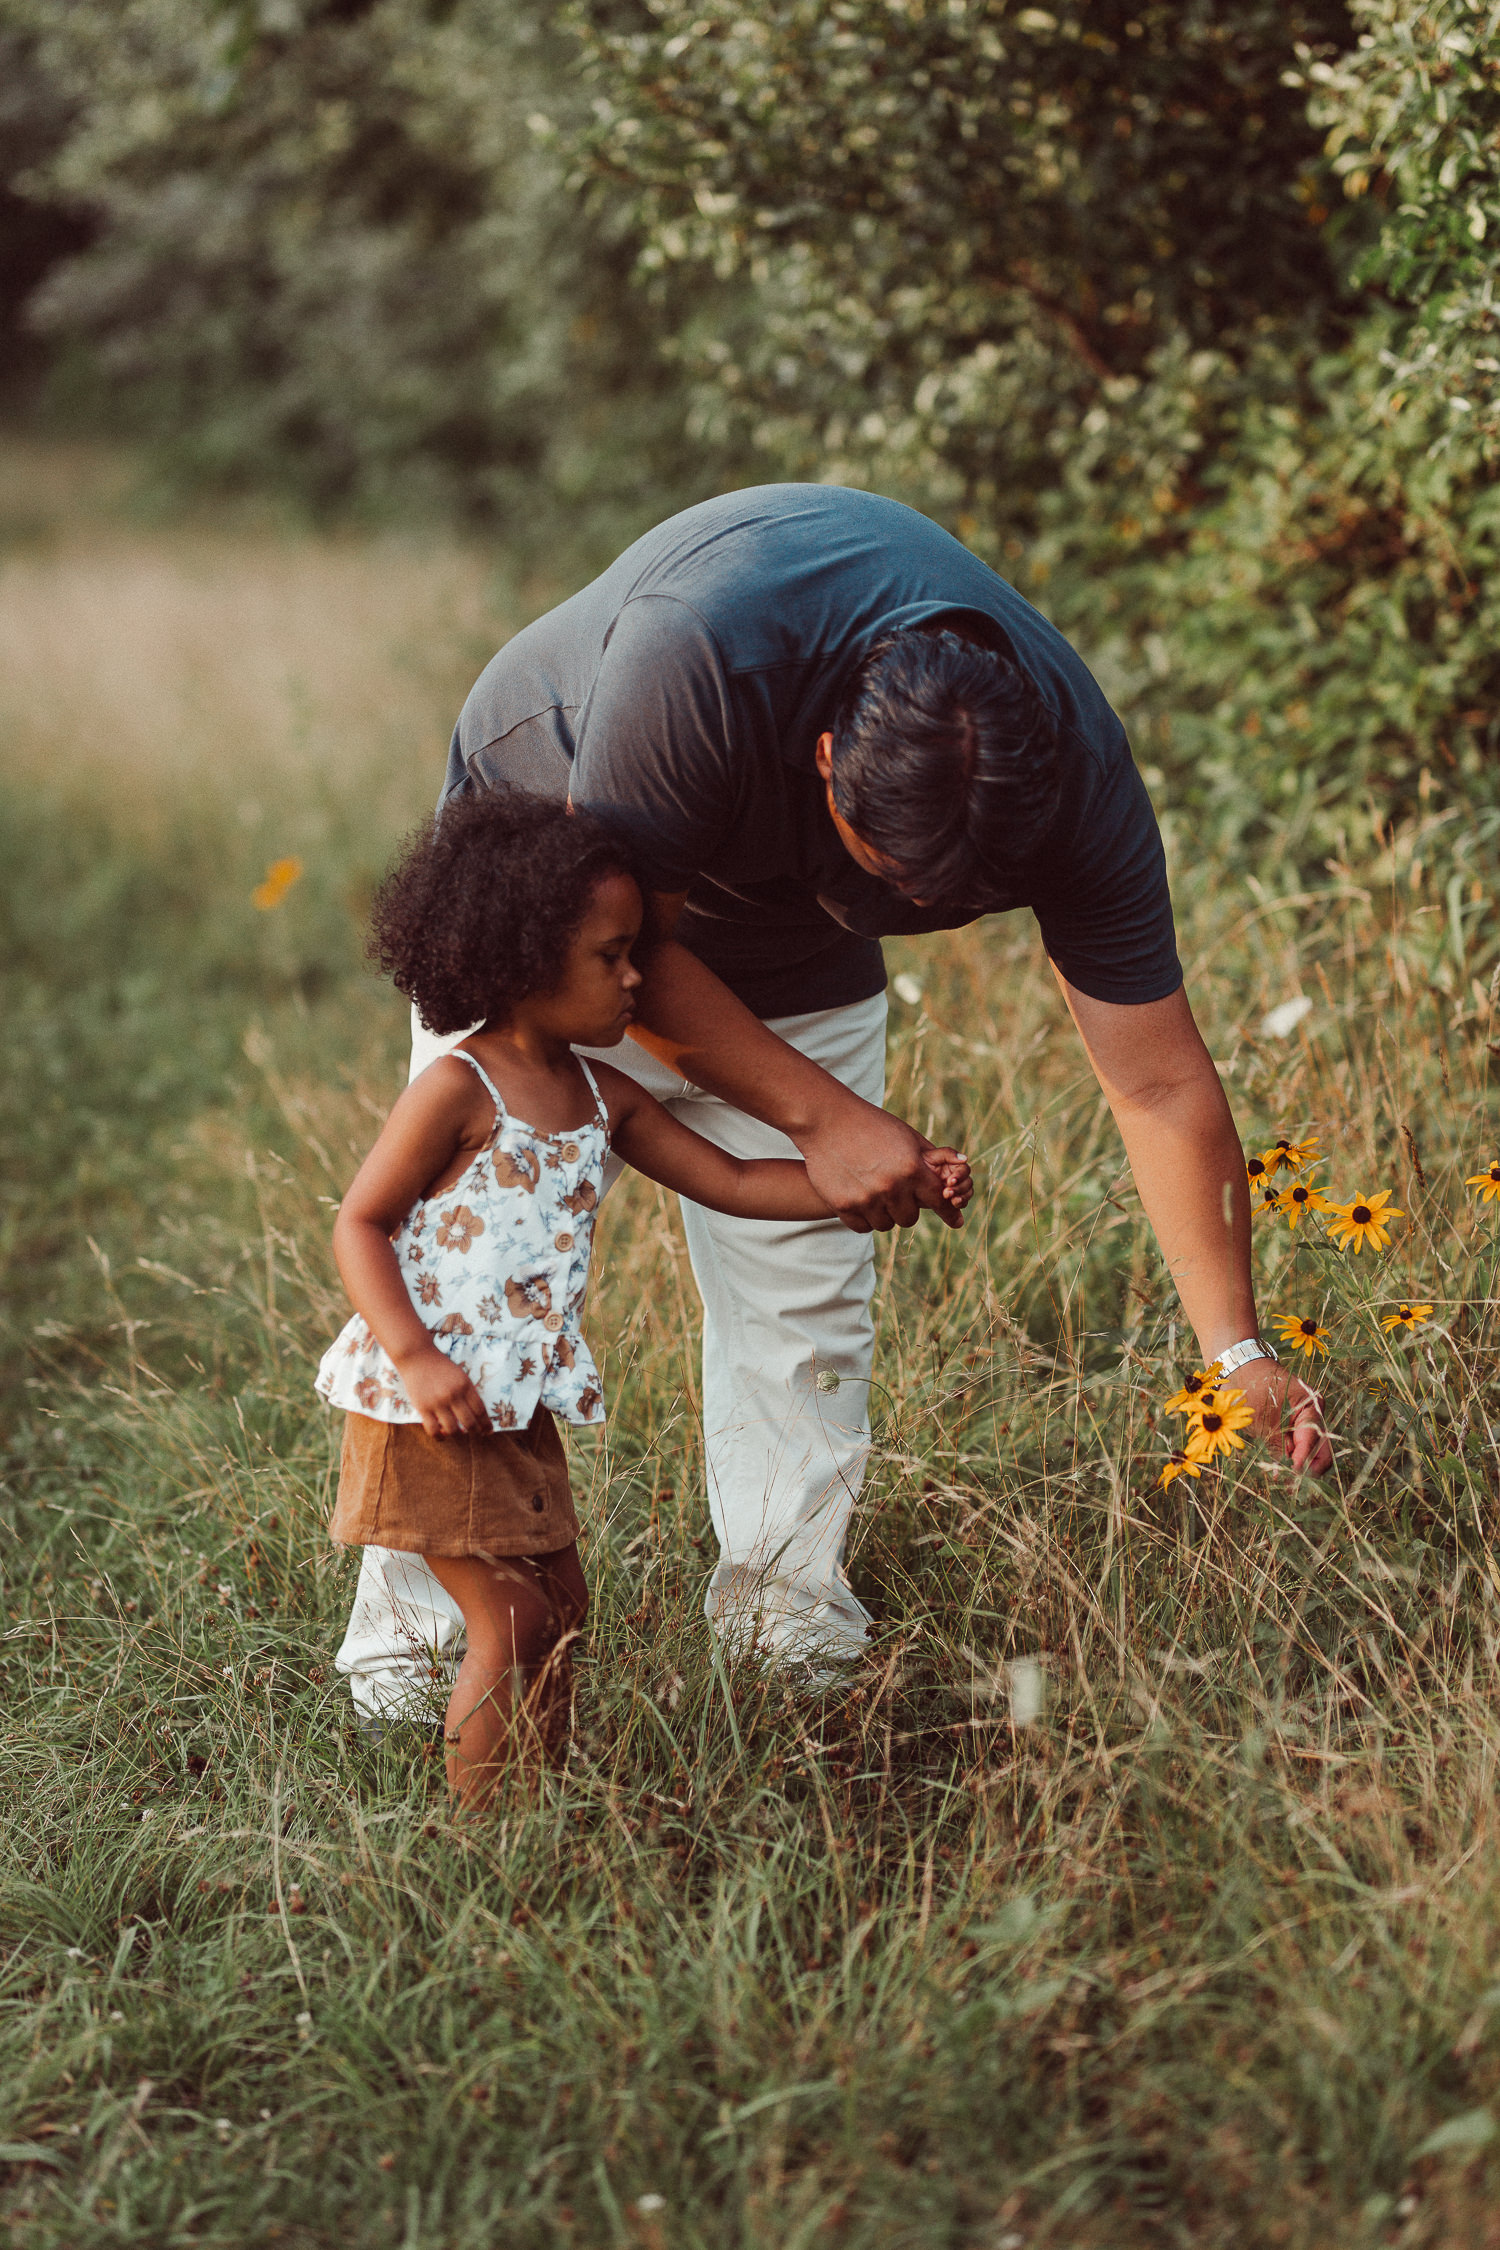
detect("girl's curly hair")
[368,787,639,1034]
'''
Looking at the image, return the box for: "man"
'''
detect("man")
[336,483,1328,1719]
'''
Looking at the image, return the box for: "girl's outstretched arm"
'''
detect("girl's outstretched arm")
[595,1064,971,1227]
[332,1059,496,1437]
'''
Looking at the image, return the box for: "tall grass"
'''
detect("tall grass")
[4,443,1500,2247]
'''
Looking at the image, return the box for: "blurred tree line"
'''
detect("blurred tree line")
[2,0,1497,841]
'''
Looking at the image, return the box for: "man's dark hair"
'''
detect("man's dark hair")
[828,626,1062,908]
[368,787,638,1034]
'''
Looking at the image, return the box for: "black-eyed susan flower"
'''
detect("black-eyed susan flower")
[1261,1133,1321,1174]
[1253,1184,1283,1223]
[1466,1161,1500,1204]
[1271,1311,1331,1357]
[1275,1177,1331,1230]
[1164,1366,1223,1417]
[1379,1302,1433,1333]
[1325,1189,1403,1254]
[252,856,304,911]
[1245,1152,1271,1188]
[1159,1448,1206,1489]
[1185,1386,1255,1462]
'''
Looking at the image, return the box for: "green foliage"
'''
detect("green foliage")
[1309,0,1500,454]
[568,0,1353,520]
[5,0,713,532]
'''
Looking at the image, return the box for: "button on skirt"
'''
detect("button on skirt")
[329,1404,577,1557]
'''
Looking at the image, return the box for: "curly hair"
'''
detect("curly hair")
[368,787,639,1034]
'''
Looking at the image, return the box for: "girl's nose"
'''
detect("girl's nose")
[622,961,643,989]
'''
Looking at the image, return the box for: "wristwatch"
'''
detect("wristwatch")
[1215,1336,1279,1374]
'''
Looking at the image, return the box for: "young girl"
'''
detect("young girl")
[317,790,970,1809]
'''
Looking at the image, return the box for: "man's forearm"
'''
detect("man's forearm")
[626,937,858,1140]
[1111,1075,1259,1362]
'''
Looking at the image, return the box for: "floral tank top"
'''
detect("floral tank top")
[316,1048,609,1430]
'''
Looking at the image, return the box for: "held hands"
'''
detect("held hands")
[798,1096,973,1232]
[923,1146,973,1221]
[1232,1355,1332,1476]
[397,1344,491,1440]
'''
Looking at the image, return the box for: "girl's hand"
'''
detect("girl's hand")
[397,1347,492,1440]
[923,1146,973,1221]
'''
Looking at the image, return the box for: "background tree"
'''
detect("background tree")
[3,0,718,536]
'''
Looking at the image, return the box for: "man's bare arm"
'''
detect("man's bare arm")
[1055,972,1332,1473]
[625,891,959,1232]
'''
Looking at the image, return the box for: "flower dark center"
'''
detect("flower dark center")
[1300,1320,1318,1336]
[1201,1413,1224,1434]
[1292,1187,1308,1202]
[1352,1205,1372,1224]
[1491,1167,1500,1181]
[1248,1159,1266,1177]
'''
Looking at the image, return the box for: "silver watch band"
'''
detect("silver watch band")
[1216,1335,1278,1373]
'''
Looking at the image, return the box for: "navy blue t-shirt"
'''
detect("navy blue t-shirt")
[445,484,1180,1017]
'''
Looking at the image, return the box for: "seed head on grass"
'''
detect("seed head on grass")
[1380,1303,1434,1333]
[1465,1160,1500,1203]
[1325,1189,1403,1253]
[1272,1312,1332,1357]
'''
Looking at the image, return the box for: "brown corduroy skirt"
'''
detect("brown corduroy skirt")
[329,1405,577,1558]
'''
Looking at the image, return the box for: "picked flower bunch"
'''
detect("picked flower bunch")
[1157,1359,1255,1488]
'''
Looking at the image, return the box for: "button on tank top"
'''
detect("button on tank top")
[316,1048,610,1429]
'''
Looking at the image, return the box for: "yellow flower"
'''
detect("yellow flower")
[1466,1160,1500,1204]
[1261,1134,1321,1174]
[1275,1176,1331,1231]
[1253,1183,1284,1223]
[1185,1386,1255,1462]
[1245,1152,1271,1188]
[1324,1189,1403,1254]
[1159,1448,1206,1489]
[252,855,304,911]
[1379,1303,1433,1333]
[1271,1312,1331,1357]
[1164,1365,1223,1417]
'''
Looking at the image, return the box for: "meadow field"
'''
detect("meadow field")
[5,439,1500,2248]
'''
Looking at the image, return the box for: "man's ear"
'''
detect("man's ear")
[814,731,835,783]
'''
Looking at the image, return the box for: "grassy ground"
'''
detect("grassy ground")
[4,439,1500,2248]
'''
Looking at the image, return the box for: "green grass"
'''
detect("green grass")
[4,443,1500,2247]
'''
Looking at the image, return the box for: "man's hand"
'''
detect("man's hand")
[397,1346,492,1439]
[796,1094,968,1231]
[1228,1356,1331,1476]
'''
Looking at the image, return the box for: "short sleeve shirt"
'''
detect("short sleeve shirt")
[447,485,1180,1018]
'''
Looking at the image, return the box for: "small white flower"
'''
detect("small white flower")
[214,2119,233,2142]
[637,2196,666,2214]
[892,972,923,1006]
[1008,1656,1047,1727]
[65,1947,86,1961]
[815,1368,841,1394]
[1260,995,1313,1039]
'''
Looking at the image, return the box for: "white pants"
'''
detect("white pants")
[334,992,887,1714]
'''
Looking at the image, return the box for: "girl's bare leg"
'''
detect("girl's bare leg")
[425,1547,585,1809]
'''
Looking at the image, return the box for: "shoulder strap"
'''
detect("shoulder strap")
[575,1057,610,1133]
[451,1046,507,1122]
